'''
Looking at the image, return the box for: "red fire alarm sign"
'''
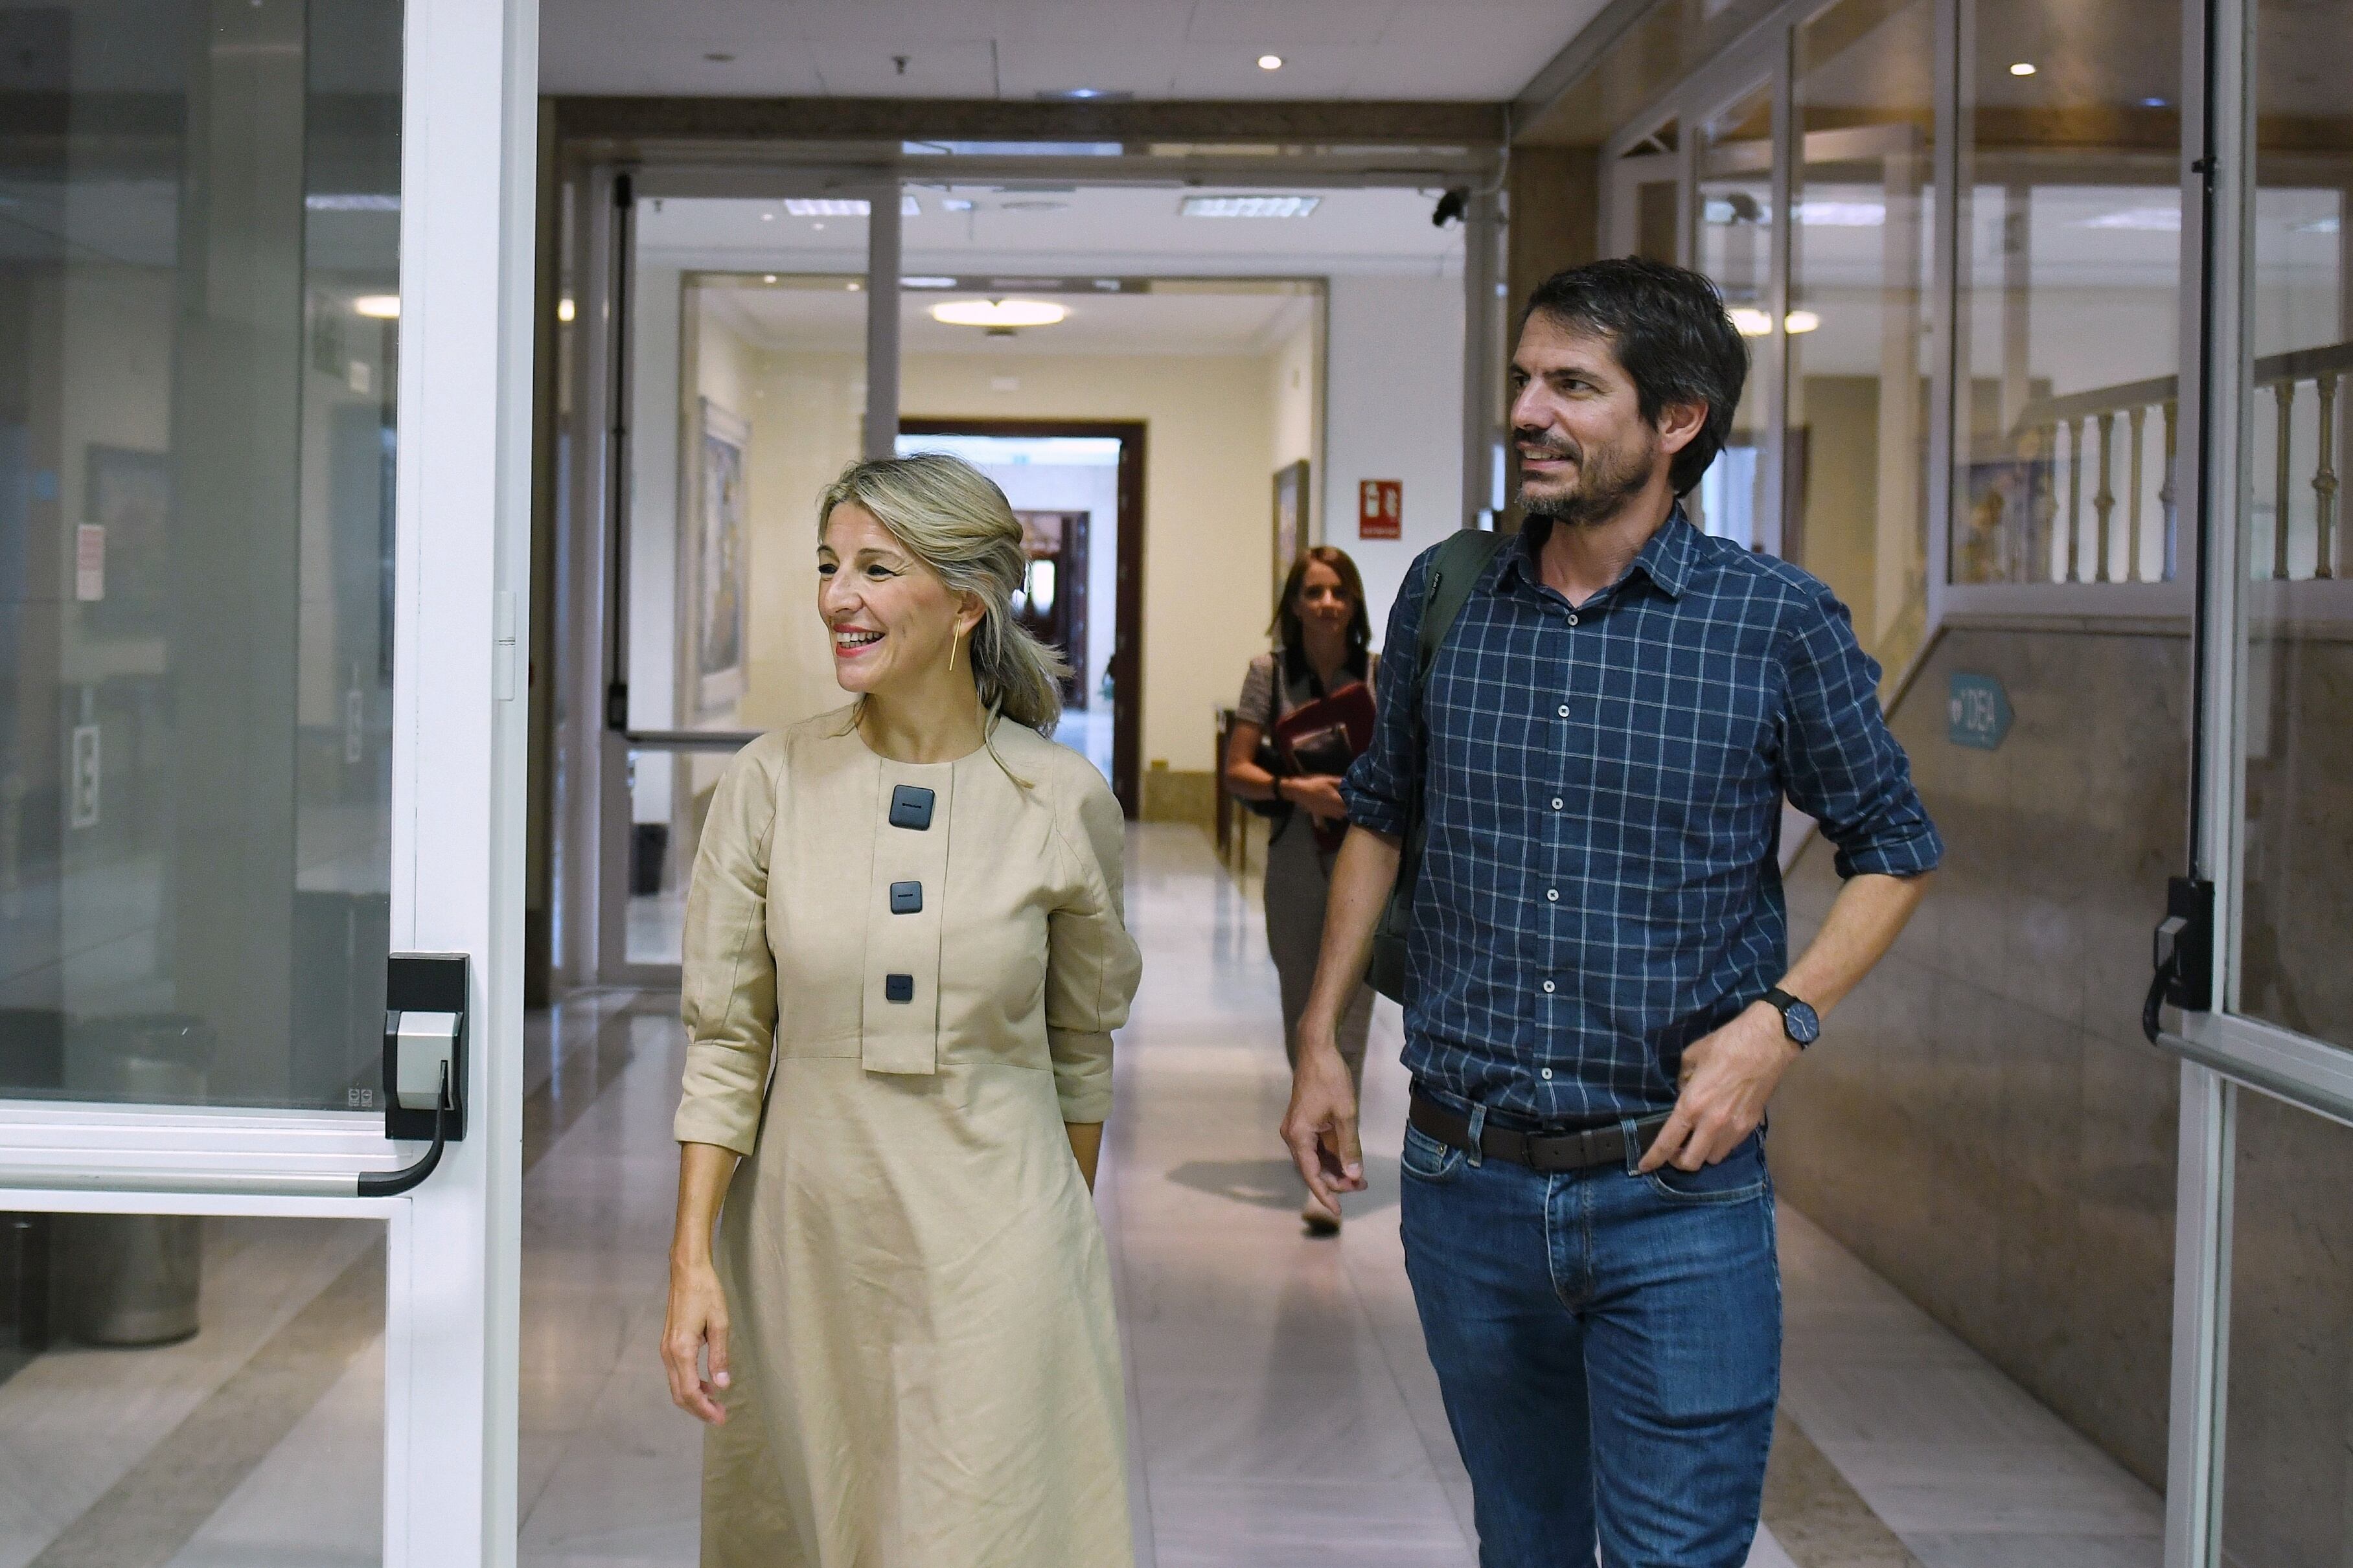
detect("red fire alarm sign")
[1358,479,1402,540]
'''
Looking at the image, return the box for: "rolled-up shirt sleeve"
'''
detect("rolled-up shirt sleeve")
[1778,585,1944,880]
[1046,774,1143,1125]
[1342,552,1430,839]
[673,736,785,1155]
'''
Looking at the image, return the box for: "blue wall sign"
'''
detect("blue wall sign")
[1948,672,2013,751]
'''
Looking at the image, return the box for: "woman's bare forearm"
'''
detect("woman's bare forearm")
[671,1142,740,1269]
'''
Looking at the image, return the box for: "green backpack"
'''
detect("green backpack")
[1368,527,1511,1003]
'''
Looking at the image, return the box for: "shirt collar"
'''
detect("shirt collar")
[1498,503,1700,603]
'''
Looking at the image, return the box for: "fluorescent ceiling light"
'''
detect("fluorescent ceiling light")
[931,299,1068,328]
[2080,205,2179,231]
[904,141,1122,157]
[941,197,975,212]
[305,193,399,212]
[1728,308,1819,336]
[779,196,923,217]
[353,294,400,319]
[1793,199,1884,227]
[901,275,958,288]
[1258,54,1284,70]
[1037,88,1131,102]
[1180,194,1322,218]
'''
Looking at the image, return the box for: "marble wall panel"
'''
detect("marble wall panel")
[1777,622,2353,1527]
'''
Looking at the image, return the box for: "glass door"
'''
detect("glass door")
[562,170,901,984]
[0,0,534,1561]
[2157,3,2353,1565]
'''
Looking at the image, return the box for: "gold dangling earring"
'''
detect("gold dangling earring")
[947,629,960,673]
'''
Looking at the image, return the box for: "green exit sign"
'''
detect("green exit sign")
[1948,672,2012,751]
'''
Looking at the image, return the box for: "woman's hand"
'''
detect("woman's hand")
[1287,775,1349,823]
[663,1255,732,1425]
[664,1141,741,1426]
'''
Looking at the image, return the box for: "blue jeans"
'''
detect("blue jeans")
[1399,1093,1781,1568]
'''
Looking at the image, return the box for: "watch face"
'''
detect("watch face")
[1784,999,1822,1045]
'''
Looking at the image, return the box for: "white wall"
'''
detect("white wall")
[627,262,682,822]
[1321,273,1466,644]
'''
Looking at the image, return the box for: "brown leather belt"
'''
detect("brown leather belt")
[1408,1089,1672,1173]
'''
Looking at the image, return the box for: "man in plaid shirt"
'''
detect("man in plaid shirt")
[1281,258,1940,1567]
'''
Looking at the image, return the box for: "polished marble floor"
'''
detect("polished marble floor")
[0,824,2165,1567]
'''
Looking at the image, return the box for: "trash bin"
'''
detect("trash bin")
[58,1014,213,1346]
[631,822,670,896]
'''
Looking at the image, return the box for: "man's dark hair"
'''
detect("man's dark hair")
[1520,258,1749,497]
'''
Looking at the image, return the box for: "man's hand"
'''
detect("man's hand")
[1286,775,1349,823]
[1281,1035,1367,1209]
[1638,1002,1800,1174]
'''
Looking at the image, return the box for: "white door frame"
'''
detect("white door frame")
[0,0,538,1561]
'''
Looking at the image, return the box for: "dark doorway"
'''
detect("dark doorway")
[1010,510,1089,709]
[900,418,1147,817]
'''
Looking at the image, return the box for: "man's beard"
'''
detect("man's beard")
[1515,427,1657,527]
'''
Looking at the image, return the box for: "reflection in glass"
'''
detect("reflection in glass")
[1951,1,2181,585]
[0,1210,384,1560]
[0,0,402,1109]
[1693,84,1774,550]
[2236,2,2353,1048]
[2223,1094,2353,1567]
[1790,0,1936,683]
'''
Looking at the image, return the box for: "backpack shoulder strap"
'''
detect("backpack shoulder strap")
[1412,528,1509,690]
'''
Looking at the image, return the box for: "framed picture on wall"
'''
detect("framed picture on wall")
[691,398,750,716]
[1271,458,1309,609]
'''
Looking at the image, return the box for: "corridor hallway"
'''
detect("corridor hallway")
[512,825,2164,1568]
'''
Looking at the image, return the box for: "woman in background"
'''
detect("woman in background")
[1224,545,1379,1234]
[662,454,1143,1566]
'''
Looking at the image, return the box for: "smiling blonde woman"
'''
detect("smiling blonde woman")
[661,453,1143,1567]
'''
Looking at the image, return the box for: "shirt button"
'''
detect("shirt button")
[1541,1068,1554,1080]
[1557,705,1570,718]
[1546,889,1559,902]
[1552,797,1565,810]
[1542,981,1557,994]
[1567,613,1579,626]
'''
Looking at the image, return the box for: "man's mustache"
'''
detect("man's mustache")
[1515,434,1579,464]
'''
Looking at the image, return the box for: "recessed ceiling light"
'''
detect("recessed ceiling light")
[1730,308,1820,336]
[1180,194,1321,218]
[1785,310,1820,334]
[2142,96,2168,108]
[932,299,1068,328]
[353,294,400,319]
[557,297,575,323]
[1257,54,1283,70]
[847,280,862,291]
[763,273,777,282]
[901,275,958,288]
[2010,61,2036,76]
[941,198,975,212]
[761,211,775,221]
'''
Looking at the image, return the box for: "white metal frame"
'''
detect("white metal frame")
[0,0,538,1561]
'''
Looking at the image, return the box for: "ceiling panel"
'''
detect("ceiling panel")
[540,0,1606,100]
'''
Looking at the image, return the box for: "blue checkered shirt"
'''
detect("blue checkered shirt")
[1342,509,1942,1123]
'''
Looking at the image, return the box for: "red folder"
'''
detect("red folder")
[1271,681,1378,852]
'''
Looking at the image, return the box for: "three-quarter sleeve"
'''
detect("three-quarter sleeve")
[673,736,785,1155]
[1044,773,1143,1124]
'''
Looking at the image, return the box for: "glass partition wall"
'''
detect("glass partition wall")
[1576,2,2353,1565]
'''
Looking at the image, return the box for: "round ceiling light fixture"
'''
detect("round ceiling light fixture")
[2009,61,2036,76]
[931,299,1068,328]
[1257,53,1284,70]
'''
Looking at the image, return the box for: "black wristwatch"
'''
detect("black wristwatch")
[1762,986,1821,1047]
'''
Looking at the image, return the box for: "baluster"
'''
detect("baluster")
[2027,422,2056,583]
[2315,372,2339,580]
[2093,411,2117,583]
[2127,405,2148,583]
[2065,416,2085,582]
[2274,381,2295,580]
[2161,401,2179,581]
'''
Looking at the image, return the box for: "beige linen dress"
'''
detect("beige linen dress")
[674,706,1143,1568]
